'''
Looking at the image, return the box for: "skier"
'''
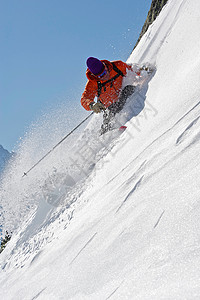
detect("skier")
[81,57,141,134]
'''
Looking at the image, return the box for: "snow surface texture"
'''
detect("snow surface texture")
[1,0,200,298]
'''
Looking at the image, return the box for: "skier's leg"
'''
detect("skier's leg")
[100,85,135,135]
[116,85,136,113]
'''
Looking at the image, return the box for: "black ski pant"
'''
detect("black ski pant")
[100,85,135,135]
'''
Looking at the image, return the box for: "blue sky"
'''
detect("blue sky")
[0,0,151,151]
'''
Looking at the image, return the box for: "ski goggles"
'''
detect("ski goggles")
[98,69,107,78]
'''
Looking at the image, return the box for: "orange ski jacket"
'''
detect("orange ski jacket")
[81,60,132,111]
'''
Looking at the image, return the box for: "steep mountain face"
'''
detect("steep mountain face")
[0,0,200,299]
[133,0,168,50]
[0,145,12,176]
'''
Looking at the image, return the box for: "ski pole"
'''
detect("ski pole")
[22,112,94,177]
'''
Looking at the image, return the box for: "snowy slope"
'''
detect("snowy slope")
[1,0,200,299]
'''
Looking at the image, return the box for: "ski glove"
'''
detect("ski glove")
[89,102,106,113]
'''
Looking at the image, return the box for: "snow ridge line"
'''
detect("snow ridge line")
[153,210,165,229]
[31,288,47,300]
[176,116,200,145]
[115,176,144,213]
[106,280,124,300]
[69,232,97,265]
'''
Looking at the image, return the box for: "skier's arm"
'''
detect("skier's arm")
[81,80,97,111]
